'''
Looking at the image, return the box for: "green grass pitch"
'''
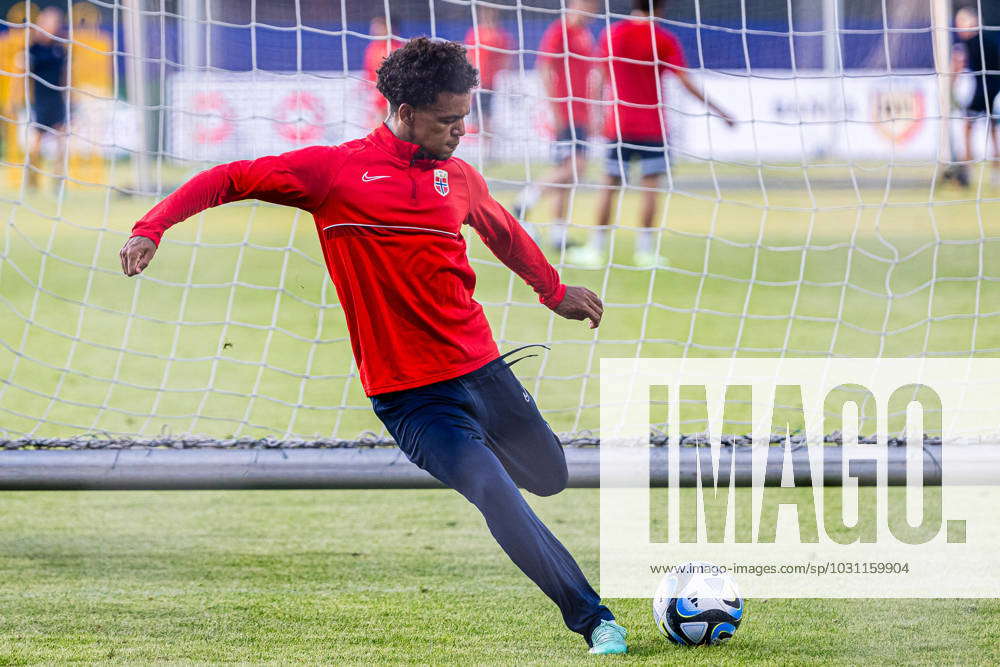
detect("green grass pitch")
[2,168,1000,439]
[0,487,997,663]
[2,168,1000,661]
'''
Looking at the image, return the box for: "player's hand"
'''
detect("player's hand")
[554,285,603,329]
[120,235,157,276]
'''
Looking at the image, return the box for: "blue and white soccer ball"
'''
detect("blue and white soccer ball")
[652,561,744,646]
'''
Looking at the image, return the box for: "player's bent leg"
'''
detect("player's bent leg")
[634,159,669,268]
[26,128,43,189]
[472,359,569,497]
[371,375,615,648]
[569,169,619,267]
[545,139,583,252]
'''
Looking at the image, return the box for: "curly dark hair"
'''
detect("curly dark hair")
[376,37,480,111]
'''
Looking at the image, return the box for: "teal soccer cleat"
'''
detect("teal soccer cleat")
[589,619,628,655]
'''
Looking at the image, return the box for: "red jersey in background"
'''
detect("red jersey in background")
[464,24,513,90]
[537,19,596,131]
[597,19,687,142]
[362,36,403,125]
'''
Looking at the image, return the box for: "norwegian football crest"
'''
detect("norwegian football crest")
[433,169,449,197]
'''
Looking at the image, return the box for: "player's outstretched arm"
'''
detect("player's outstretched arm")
[673,69,735,127]
[554,285,603,329]
[120,146,336,276]
[461,161,588,318]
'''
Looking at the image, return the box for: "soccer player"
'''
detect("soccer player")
[26,7,68,191]
[954,7,1000,187]
[464,5,513,139]
[569,0,733,268]
[361,16,402,130]
[119,38,627,655]
[515,0,598,251]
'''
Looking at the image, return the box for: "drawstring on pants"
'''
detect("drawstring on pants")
[499,343,550,369]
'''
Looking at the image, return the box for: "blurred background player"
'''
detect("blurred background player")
[514,0,597,252]
[362,16,403,130]
[953,6,1000,187]
[26,7,68,191]
[0,3,35,188]
[569,0,733,268]
[64,2,113,186]
[944,42,970,187]
[464,5,512,147]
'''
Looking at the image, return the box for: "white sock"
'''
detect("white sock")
[636,228,655,255]
[516,185,541,216]
[591,228,609,252]
[550,218,567,245]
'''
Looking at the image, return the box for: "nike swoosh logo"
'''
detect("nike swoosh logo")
[361,171,390,182]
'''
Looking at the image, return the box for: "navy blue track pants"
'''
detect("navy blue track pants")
[371,355,614,644]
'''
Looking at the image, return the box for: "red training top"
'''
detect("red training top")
[131,124,567,395]
[597,18,687,142]
[537,18,596,130]
[464,24,513,90]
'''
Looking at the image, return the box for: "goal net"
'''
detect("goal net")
[0,0,994,445]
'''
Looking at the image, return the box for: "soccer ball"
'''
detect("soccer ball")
[652,561,744,646]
